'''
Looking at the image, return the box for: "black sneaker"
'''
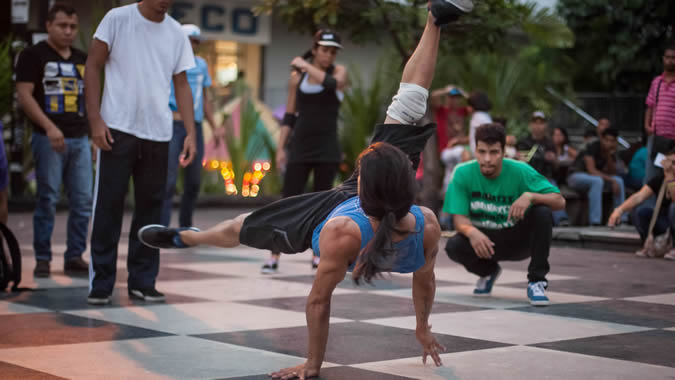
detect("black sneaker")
[261,260,278,274]
[34,260,51,278]
[138,224,200,249]
[430,0,474,26]
[128,287,166,302]
[64,257,89,273]
[87,290,112,305]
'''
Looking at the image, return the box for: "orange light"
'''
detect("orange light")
[262,162,271,171]
[243,172,252,182]
[210,160,219,169]
[252,185,260,192]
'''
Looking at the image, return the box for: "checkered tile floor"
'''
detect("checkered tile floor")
[2,211,675,379]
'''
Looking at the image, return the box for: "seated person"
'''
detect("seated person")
[444,123,566,306]
[567,127,626,226]
[552,126,578,185]
[623,143,647,191]
[608,147,675,261]
[516,111,569,225]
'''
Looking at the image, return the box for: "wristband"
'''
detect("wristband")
[322,73,338,90]
[281,112,297,128]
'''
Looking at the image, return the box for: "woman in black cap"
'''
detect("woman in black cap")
[262,29,349,273]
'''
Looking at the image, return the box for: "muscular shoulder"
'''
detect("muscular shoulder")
[320,216,361,257]
[418,206,440,248]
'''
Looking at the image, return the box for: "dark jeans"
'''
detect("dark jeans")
[90,130,168,293]
[445,205,552,283]
[282,162,340,197]
[631,203,675,242]
[161,120,205,227]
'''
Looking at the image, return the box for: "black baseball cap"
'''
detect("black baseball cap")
[314,29,343,49]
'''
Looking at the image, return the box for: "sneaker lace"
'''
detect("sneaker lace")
[529,281,546,296]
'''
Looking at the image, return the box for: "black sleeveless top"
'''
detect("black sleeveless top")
[288,66,342,164]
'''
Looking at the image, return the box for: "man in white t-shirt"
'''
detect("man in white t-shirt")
[467,91,493,156]
[84,0,197,305]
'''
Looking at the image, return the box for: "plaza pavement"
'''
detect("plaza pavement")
[1,208,674,379]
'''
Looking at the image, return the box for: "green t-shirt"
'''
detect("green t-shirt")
[443,158,560,229]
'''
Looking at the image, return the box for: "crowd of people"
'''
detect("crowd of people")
[1,0,674,377]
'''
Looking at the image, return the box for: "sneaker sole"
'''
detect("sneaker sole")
[472,292,492,298]
[446,0,474,13]
[129,289,166,302]
[87,297,111,305]
[530,299,550,306]
[138,224,169,250]
[261,268,278,274]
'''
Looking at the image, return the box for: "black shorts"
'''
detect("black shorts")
[239,122,435,253]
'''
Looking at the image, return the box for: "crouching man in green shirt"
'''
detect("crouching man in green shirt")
[444,123,566,305]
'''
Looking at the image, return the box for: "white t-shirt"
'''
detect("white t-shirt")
[469,111,493,155]
[94,4,195,141]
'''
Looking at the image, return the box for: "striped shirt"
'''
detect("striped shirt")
[646,74,675,139]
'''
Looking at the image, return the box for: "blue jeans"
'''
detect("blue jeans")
[632,203,675,242]
[31,133,92,261]
[567,172,626,225]
[548,179,569,225]
[161,121,204,227]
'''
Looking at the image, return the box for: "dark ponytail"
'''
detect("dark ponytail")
[352,142,416,285]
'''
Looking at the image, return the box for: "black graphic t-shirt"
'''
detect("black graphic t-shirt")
[15,41,88,137]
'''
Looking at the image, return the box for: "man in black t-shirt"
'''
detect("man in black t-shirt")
[16,4,92,278]
[567,127,626,225]
[609,148,675,260]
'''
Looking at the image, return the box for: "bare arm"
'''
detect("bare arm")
[608,185,654,226]
[645,106,654,135]
[300,63,348,90]
[584,156,617,180]
[202,88,220,131]
[527,192,566,211]
[16,82,65,152]
[85,39,113,150]
[173,72,196,166]
[275,72,301,169]
[413,207,445,366]
[269,217,357,379]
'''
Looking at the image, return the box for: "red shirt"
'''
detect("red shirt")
[434,105,468,152]
[646,74,675,139]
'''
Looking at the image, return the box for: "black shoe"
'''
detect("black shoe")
[138,224,199,249]
[64,257,89,273]
[34,260,51,278]
[128,287,166,302]
[87,290,112,305]
[430,0,474,26]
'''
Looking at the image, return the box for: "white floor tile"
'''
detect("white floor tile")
[153,277,356,302]
[65,301,351,335]
[0,335,339,380]
[372,285,606,309]
[624,293,675,306]
[0,301,50,315]
[365,309,650,345]
[352,346,675,380]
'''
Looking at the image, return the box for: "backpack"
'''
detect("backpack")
[0,222,22,291]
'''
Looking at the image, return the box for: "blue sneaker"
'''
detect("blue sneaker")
[138,224,200,249]
[527,281,550,306]
[473,266,501,296]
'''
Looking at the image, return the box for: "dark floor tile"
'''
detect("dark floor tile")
[512,300,675,328]
[272,274,463,291]
[229,366,417,380]
[240,293,484,320]
[504,278,675,299]
[196,321,509,365]
[0,287,209,311]
[0,312,170,349]
[0,361,68,380]
[533,329,675,368]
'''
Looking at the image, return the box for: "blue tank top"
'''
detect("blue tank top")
[311,196,426,273]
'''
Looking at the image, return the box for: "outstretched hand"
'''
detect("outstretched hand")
[416,325,446,366]
[269,362,319,380]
